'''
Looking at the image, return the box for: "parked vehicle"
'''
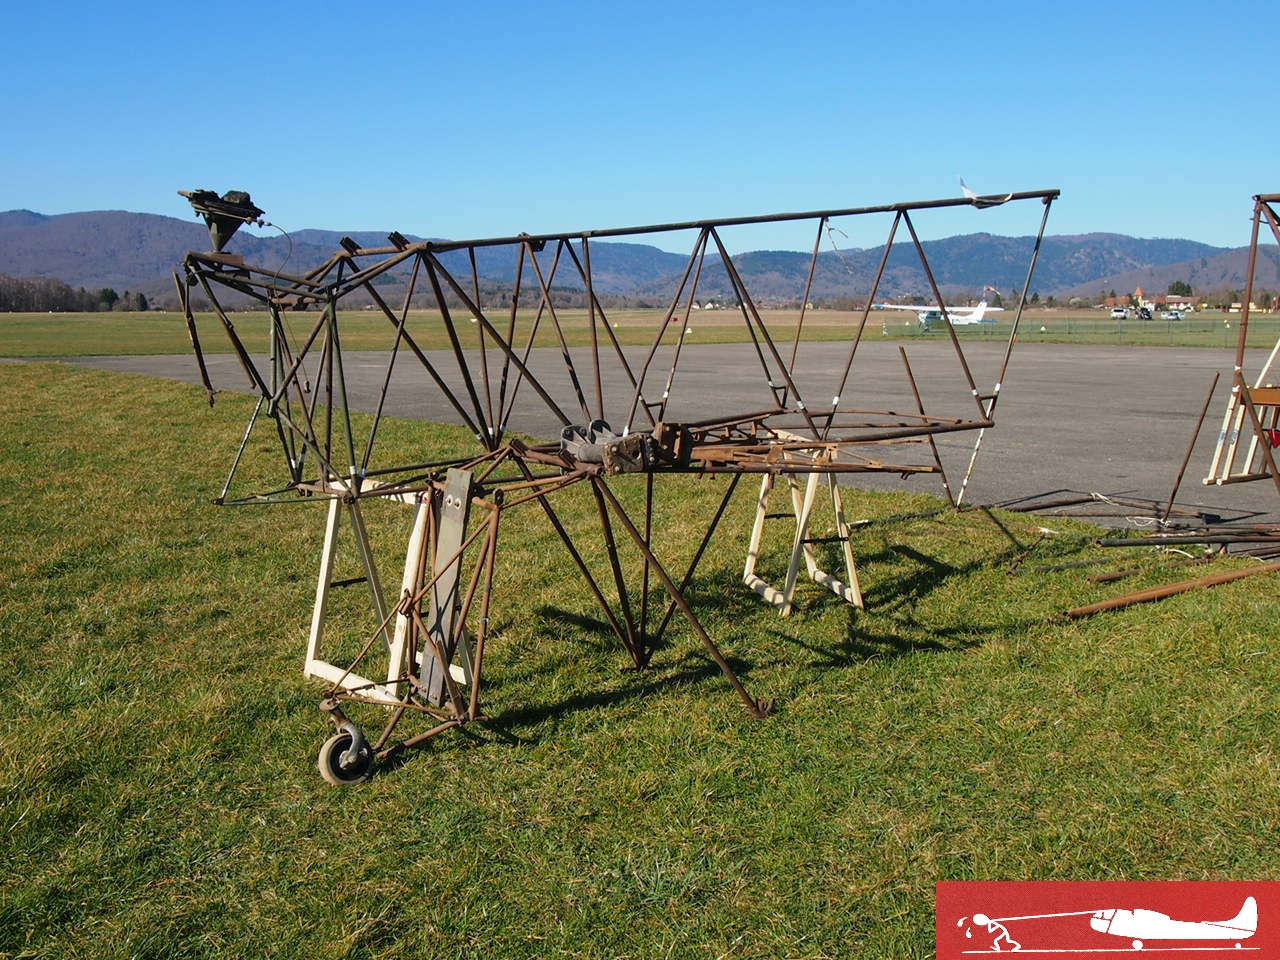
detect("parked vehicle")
[1110,307,1128,319]
[1138,307,1152,320]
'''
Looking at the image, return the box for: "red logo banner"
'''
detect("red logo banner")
[937,881,1277,957]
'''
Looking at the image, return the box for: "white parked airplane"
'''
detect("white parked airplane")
[1089,896,1257,950]
[871,298,1003,327]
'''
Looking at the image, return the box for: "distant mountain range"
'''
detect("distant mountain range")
[2,208,1276,308]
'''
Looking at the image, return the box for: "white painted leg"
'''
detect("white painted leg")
[304,496,344,681]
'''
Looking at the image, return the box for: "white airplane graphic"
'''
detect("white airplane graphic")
[871,298,1003,327]
[1090,896,1257,950]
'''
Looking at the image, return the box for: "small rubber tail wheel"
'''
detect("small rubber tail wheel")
[317,731,373,786]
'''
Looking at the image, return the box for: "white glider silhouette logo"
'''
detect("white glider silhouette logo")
[1090,896,1257,950]
[954,896,1259,953]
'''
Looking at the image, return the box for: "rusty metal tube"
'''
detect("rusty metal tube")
[1064,562,1280,619]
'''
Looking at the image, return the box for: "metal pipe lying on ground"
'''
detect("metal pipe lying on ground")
[1085,556,1215,584]
[1098,534,1280,547]
[1064,562,1280,619]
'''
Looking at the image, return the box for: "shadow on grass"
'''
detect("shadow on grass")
[754,534,1042,664]
[546,528,1032,668]
[370,524,1044,776]
[487,656,724,732]
[531,604,619,646]
[369,656,728,777]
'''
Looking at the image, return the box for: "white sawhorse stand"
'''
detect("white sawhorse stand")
[1204,337,1280,495]
[743,451,863,617]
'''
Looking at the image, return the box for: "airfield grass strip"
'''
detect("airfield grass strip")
[0,363,1277,960]
[3,309,1279,357]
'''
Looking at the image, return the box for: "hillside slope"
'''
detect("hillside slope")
[0,208,1264,306]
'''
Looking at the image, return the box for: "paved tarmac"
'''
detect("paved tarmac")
[64,339,1280,526]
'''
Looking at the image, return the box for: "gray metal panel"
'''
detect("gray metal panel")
[420,468,474,706]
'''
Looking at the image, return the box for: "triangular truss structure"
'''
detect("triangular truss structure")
[176,187,1058,782]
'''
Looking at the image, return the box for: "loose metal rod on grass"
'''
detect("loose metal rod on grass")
[1064,562,1280,619]
[1085,556,1216,585]
[1098,533,1280,547]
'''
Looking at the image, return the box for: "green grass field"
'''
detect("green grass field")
[2,307,1277,358]
[2,360,1278,959]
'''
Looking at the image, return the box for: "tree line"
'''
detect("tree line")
[0,274,149,312]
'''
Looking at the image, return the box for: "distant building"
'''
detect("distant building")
[1162,295,1195,312]
[1104,289,1197,312]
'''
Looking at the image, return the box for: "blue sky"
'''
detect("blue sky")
[4,0,1277,252]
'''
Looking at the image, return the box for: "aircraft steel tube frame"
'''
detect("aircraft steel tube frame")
[177,186,1057,779]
